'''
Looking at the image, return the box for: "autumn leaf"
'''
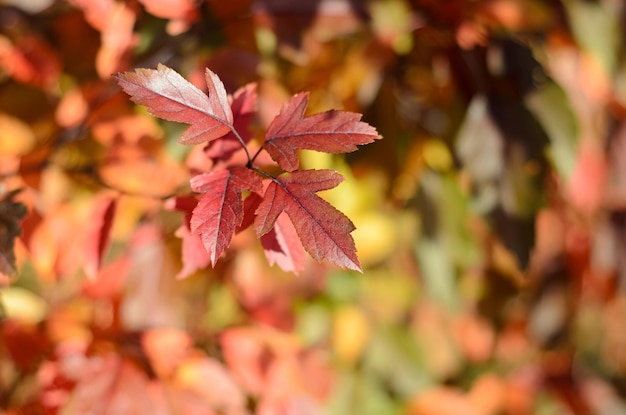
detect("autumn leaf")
[83,195,117,280]
[175,221,211,278]
[264,92,380,171]
[190,167,263,266]
[115,65,377,271]
[98,158,186,198]
[60,355,157,415]
[114,64,234,145]
[261,212,308,274]
[254,169,360,271]
[96,1,136,78]
[0,34,61,89]
[175,356,248,413]
[165,195,212,278]
[238,191,264,233]
[141,327,192,378]
[0,113,37,156]
[82,254,131,298]
[68,0,114,31]
[219,327,268,395]
[205,83,257,164]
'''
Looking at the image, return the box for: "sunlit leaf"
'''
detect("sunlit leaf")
[264,92,379,172]
[254,169,360,271]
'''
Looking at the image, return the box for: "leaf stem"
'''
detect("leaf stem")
[249,165,277,182]
[249,146,265,166]
[229,125,253,164]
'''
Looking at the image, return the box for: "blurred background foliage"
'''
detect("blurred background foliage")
[1,0,626,414]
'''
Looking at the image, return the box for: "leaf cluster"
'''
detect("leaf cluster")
[115,64,379,273]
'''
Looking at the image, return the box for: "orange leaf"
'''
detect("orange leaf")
[0,34,61,90]
[141,328,192,378]
[81,254,130,298]
[175,356,247,412]
[98,159,186,198]
[95,2,137,78]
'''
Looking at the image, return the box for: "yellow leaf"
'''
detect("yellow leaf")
[332,305,369,364]
[0,286,47,324]
[352,211,397,266]
[422,139,453,172]
[0,113,36,156]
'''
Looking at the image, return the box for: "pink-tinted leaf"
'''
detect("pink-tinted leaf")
[164,194,199,219]
[264,92,379,171]
[219,327,268,395]
[175,223,212,278]
[68,0,113,30]
[165,195,212,278]
[141,328,192,378]
[254,169,360,271]
[96,2,136,78]
[190,167,263,266]
[205,83,257,163]
[61,355,158,415]
[261,212,307,275]
[238,191,264,233]
[567,141,607,216]
[175,356,247,413]
[114,64,233,145]
[83,195,116,280]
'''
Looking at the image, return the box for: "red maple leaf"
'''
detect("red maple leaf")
[254,169,360,271]
[264,92,380,171]
[113,64,233,145]
[190,167,263,266]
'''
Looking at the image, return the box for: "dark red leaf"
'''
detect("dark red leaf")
[264,92,380,171]
[190,167,263,265]
[205,83,257,163]
[113,64,234,145]
[261,212,307,274]
[254,169,360,271]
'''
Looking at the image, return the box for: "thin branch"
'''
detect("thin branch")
[228,125,253,164]
[248,145,265,166]
[249,164,277,182]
